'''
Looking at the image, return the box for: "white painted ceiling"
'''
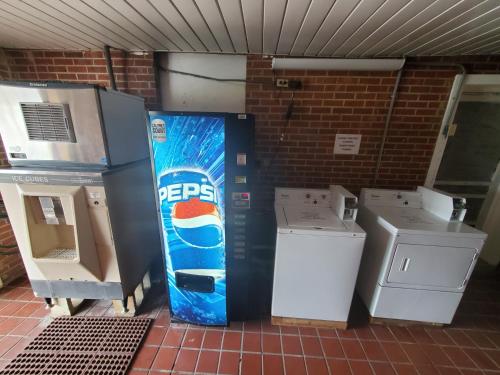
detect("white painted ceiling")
[0,0,500,56]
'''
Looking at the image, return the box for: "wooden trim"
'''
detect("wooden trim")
[369,315,444,327]
[271,316,348,330]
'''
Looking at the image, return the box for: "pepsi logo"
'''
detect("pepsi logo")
[172,197,224,248]
[158,170,224,248]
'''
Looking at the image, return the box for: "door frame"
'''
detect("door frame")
[424,74,500,187]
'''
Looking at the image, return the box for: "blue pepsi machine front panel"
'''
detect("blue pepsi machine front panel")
[149,113,227,325]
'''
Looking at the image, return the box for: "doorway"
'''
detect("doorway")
[425,74,500,266]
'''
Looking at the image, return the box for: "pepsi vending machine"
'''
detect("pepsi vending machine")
[148,112,254,325]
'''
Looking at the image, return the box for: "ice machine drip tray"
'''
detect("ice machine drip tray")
[387,243,477,289]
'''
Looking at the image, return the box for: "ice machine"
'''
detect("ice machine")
[0,81,161,314]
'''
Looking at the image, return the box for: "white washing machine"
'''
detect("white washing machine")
[356,186,487,325]
[272,186,366,328]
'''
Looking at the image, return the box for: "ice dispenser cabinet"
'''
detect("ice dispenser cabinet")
[21,185,102,282]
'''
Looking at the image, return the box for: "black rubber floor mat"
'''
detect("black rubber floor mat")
[1,316,151,375]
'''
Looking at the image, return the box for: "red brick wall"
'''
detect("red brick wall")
[0,49,159,108]
[0,48,160,285]
[247,55,500,210]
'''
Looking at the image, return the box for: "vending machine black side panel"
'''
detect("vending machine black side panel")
[225,113,256,321]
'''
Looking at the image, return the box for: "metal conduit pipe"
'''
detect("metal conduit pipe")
[372,60,467,185]
[103,45,117,91]
[407,62,466,138]
[373,59,406,185]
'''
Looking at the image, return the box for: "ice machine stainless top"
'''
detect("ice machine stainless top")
[0,81,149,168]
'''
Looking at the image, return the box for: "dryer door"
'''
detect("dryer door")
[386,243,477,290]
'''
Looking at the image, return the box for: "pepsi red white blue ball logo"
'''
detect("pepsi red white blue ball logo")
[159,170,224,248]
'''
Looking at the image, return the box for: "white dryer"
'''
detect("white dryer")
[356,186,487,325]
[272,186,366,328]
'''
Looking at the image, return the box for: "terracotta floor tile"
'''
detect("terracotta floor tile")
[196,350,220,374]
[321,337,345,358]
[401,343,432,365]
[420,344,453,367]
[183,328,205,349]
[261,319,279,334]
[305,357,329,375]
[29,304,49,318]
[151,347,178,371]
[2,337,29,359]
[0,317,24,335]
[283,355,306,375]
[131,345,159,369]
[172,348,198,373]
[487,349,500,367]
[370,326,395,342]
[371,362,396,375]
[301,336,323,356]
[263,354,284,375]
[381,341,410,363]
[326,358,352,374]
[392,363,418,375]
[355,327,376,340]
[0,302,27,316]
[282,335,302,355]
[243,332,261,352]
[361,340,388,361]
[464,348,498,370]
[390,326,416,343]
[280,326,299,335]
[340,339,366,360]
[218,351,240,375]
[162,327,185,347]
[459,369,484,375]
[262,334,281,354]
[407,327,435,344]
[227,321,243,331]
[0,336,22,357]
[466,331,496,349]
[203,330,223,350]
[447,330,476,347]
[244,320,261,332]
[144,326,167,346]
[299,327,317,336]
[441,346,477,368]
[337,329,357,339]
[436,366,462,375]
[425,329,455,346]
[487,332,500,349]
[222,331,242,351]
[241,353,262,375]
[317,328,336,338]
[154,310,171,327]
[414,364,438,375]
[349,360,373,374]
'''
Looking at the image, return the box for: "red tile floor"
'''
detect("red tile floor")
[0,267,499,374]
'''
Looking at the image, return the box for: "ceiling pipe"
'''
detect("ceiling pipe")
[103,45,117,91]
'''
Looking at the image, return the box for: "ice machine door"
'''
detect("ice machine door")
[387,243,477,290]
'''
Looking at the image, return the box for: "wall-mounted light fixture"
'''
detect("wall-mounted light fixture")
[271,58,405,71]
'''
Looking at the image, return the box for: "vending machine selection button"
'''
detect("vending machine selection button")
[237,153,247,166]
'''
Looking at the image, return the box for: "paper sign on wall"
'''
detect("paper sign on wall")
[334,134,362,155]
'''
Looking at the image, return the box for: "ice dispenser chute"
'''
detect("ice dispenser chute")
[20,185,102,281]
